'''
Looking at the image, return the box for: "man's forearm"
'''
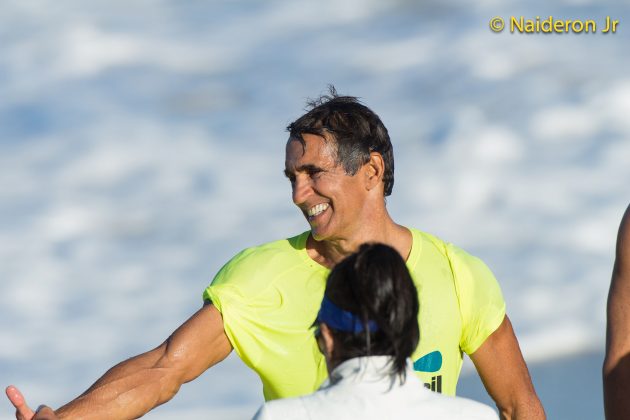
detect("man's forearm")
[56,345,180,420]
[7,305,230,420]
[471,316,546,420]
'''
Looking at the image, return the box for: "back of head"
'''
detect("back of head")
[320,243,419,378]
[287,86,395,196]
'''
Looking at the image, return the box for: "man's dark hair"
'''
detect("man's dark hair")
[287,86,395,196]
[320,243,419,379]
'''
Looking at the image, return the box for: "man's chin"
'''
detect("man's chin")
[310,231,324,242]
[309,227,328,242]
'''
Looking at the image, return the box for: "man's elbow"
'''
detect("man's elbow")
[151,344,189,406]
[603,354,615,383]
[602,349,630,387]
[603,350,630,419]
[157,379,183,407]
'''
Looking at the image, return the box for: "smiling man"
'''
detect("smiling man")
[7,89,544,420]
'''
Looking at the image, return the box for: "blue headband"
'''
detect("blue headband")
[316,295,379,333]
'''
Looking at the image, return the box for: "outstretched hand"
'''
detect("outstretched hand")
[5,386,58,420]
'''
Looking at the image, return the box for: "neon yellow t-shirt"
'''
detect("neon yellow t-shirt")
[203,228,505,400]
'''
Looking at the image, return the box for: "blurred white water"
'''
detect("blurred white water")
[1,1,629,418]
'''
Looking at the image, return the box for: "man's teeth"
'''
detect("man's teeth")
[307,203,329,217]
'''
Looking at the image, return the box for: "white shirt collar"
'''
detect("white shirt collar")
[321,356,414,390]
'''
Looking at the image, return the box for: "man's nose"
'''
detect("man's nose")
[292,176,311,205]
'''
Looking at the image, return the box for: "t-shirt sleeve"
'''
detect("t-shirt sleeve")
[446,244,506,355]
[202,248,267,366]
[202,249,247,311]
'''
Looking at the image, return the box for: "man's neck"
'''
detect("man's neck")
[306,216,412,268]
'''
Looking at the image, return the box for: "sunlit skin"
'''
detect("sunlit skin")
[604,204,630,420]
[6,387,57,420]
[285,134,360,241]
[284,133,412,268]
[6,302,232,420]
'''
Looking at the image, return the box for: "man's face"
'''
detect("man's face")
[284,133,367,241]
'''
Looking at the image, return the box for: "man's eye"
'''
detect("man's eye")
[284,171,295,183]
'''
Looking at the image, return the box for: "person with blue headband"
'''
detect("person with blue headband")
[253,243,499,419]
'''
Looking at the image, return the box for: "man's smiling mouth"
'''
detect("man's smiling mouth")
[307,203,330,219]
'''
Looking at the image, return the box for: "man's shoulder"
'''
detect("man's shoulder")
[409,227,446,247]
[230,231,308,263]
[408,226,478,262]
[210,231,310,285]
[407,227,498,290]
[619,204,630,246]
[408,227,457,262]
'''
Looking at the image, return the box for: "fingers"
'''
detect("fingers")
[34,405,58,420]
[5,385,34,420]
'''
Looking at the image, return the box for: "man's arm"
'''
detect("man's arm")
[603,204,630,420]
[469,315,545,420]
[7,303,232,420]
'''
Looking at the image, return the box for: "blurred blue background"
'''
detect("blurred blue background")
[1,1,629,419]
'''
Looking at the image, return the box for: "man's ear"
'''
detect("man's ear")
[320,323,335,358]
[364,152,384,192]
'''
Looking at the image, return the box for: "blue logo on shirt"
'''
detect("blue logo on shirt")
[413,351,442,373]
